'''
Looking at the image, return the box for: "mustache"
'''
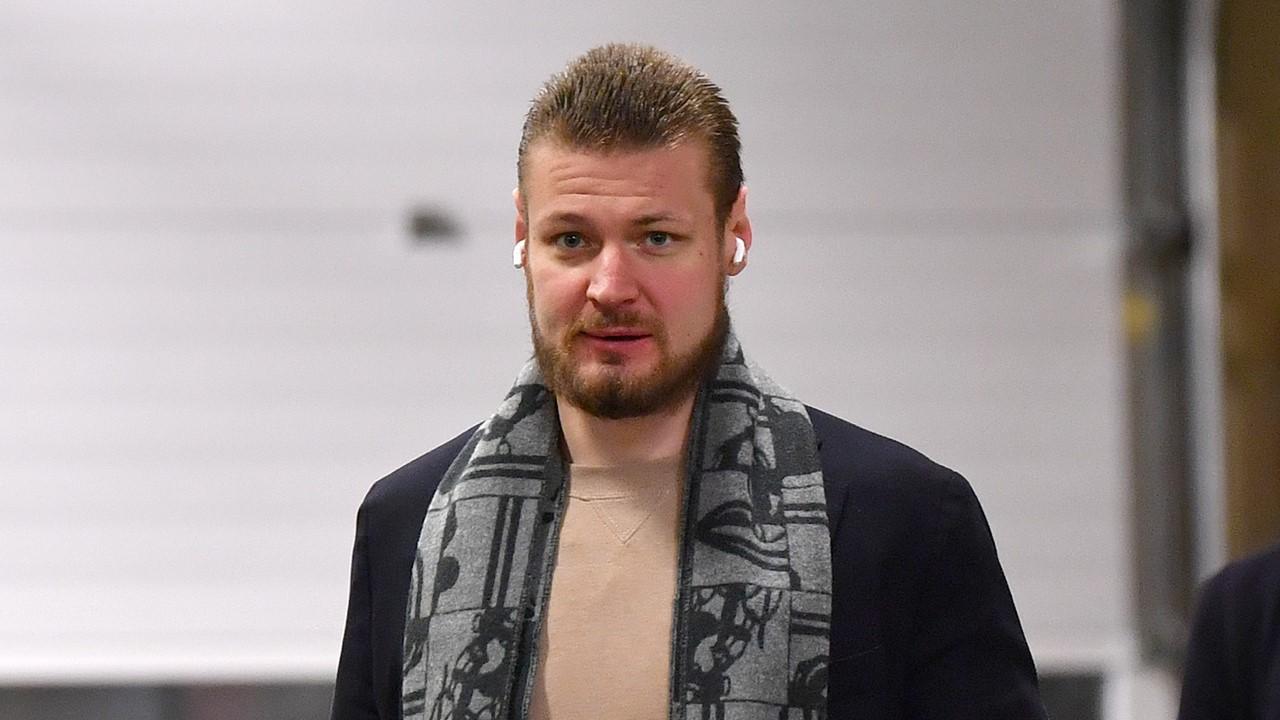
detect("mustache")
[570,311,660,335]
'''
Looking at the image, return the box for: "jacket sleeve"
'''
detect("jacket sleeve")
[1176,567,1239,720]
[905,472,1047,720]
[331,501,381,720]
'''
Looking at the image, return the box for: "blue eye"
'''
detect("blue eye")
[556,233,585,249]
[646,232,671,247]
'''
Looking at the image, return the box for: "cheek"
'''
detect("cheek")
[529,270,584,325]
[650,270,721,335]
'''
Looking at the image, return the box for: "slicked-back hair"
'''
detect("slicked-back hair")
[517,44,743,229]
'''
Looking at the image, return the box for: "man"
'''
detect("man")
[1177,541,1280,720]
[332,43,1045,720]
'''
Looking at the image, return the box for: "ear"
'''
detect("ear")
[513,187,527,243]
[724,185,752,276]
[509,188,529,269]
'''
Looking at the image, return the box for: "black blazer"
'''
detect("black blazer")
[332,407,1046,719]
[1178,542,1280,720]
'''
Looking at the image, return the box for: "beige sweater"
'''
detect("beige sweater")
[529,457,682,720]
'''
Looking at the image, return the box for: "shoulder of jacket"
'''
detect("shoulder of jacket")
[807,404,969,500]
[359,423,480,516]
[1205,541,1280,606]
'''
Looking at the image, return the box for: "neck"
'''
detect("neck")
[556,394,696,466]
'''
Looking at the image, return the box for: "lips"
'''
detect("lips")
[584,329,652,341]
[577,327,656,355]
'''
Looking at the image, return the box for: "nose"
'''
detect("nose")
[585,243,640,308]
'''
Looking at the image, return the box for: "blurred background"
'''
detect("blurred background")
[1,1,1276,718]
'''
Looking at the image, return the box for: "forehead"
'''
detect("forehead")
[522,140,716,224]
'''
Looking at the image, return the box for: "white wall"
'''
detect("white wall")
[0,0,1128,687]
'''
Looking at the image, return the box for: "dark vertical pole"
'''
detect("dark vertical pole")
[1121,0,1197,667]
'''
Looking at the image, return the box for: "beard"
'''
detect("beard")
[527,282,730,420]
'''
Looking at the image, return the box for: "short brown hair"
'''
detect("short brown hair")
[517,43,743,227]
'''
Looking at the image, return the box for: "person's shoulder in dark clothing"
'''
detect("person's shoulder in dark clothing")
[808,406,1048,720]
[1178,541,1280,720]
[331,425,477,720]
[361,425,477,519]
[809,405,976,534]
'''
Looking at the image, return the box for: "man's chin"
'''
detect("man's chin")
[575,354,653,375]
[572,369,648,403]
[568,388,690,421]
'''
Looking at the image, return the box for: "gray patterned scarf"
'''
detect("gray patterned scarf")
[402,333,831,719]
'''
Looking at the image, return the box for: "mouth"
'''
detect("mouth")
[579,328,654,350]
[586,331,650,341]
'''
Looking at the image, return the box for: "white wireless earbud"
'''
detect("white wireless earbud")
[732,237,746,265]
[513,240,526,269]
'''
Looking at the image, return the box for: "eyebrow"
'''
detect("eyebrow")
[540,211,687,227]
[632,213,684,226]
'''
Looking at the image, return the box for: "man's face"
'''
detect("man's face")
[516,140,750,419]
